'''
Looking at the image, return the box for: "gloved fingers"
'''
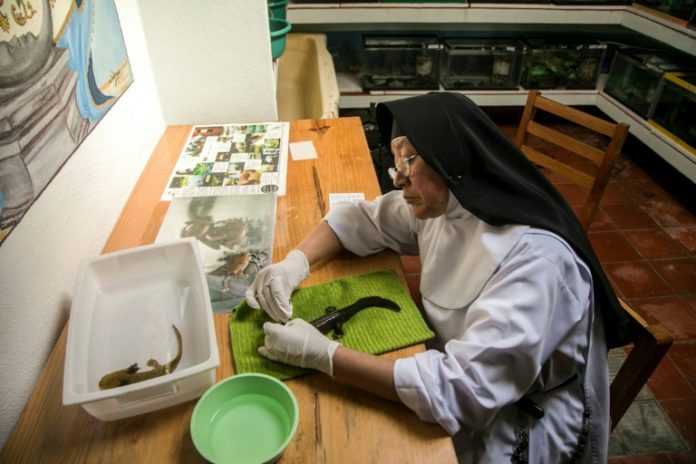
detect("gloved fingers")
[260,276,292,322]
[244,286,261,309]
[257,346,278,361]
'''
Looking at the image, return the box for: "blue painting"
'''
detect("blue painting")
[0,0,133,245]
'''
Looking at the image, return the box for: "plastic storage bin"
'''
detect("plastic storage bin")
[277,33,339,120]
[520,38,606,90]
[440,38,525,90]
[649,72,696,154]
[63,238,220,421]
[361,35,442,91]
[603,50,693,119]
[634,0,696,20]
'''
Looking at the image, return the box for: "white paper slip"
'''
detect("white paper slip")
[289,141,318,160]
[329,193,365,209]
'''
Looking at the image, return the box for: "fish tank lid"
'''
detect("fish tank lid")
[625,51,696,73]
[443,38,525,51]
[363,35,441,49]
[523,38,606,50]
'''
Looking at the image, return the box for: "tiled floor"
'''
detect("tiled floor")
[398,119,696,462]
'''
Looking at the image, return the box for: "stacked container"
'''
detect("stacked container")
[603,50,693,119]
[361,35,442,91]
[520,38,606,90]
[649,72,696,154]
[440,38,525,90]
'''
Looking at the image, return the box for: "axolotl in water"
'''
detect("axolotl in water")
[98,325,182,390]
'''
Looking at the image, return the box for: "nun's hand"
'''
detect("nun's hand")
[245,249,309,322]
[258,319,339,376]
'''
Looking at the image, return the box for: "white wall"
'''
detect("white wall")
[0,0,276,450]
[139,0,277,124]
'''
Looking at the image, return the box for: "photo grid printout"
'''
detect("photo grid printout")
[162,122,290,200]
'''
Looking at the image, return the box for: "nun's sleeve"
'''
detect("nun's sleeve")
[324,190,419,256]
[393,233,591,435]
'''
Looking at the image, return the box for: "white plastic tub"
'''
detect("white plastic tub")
[63,238,219,421]
[276,33,340,121]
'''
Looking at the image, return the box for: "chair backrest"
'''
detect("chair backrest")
[514,90,629,231]
[610,298,673,430]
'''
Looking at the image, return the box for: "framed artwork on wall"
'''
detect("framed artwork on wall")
[0,0,133,245]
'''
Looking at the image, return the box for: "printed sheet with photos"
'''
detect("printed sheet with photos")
[161,122,290,200]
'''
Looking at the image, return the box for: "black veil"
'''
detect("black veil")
[376,92,629,348]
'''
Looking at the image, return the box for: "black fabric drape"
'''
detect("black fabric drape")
[376,92,629,348]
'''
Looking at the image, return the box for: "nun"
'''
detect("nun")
[245,92,629,463]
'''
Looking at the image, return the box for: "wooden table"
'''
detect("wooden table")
[2,117,456,463]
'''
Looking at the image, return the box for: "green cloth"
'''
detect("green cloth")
[229,269,435,380]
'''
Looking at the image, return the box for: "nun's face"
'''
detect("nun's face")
[391,137,449,219]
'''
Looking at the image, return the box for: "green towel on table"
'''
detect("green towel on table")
[229,269,435,380]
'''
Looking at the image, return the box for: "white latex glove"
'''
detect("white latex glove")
[245,249,310,322]
[258,319,340,377]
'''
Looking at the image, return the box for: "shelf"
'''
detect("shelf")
[287,3,696,57]
[596,92,696,183]
[339,89,599,107]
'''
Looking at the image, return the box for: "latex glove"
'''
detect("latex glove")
[245,249,310,322]
[258,319,340,376]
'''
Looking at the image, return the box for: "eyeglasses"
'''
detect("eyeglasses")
[388,154,418,180]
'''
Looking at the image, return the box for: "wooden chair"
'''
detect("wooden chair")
[609,299,673,430]
[515,91,673,430]
[514,90,629,231]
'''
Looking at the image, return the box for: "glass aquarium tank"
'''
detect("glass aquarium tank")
[520,38,606,90]
[649,72,696,154]
[634,0,696,20]
[440,38,525,90]
[603,50,693,119]
[361,35,442,91]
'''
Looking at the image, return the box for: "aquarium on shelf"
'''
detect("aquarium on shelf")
[552,0,630,4]
[440,38,525,90]
[649,72,696,154]
[361,35,442,91]
[519,38,606,90]
[603,50,694,119]
[634,0,696,21]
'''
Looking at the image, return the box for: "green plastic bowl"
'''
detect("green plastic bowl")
[191,373,299,464]
[267,0,288,20]
[269,18,291,61]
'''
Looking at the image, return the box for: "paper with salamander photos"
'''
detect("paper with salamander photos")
[229,269,435,380]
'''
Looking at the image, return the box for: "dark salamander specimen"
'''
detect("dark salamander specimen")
[310,296,401,339]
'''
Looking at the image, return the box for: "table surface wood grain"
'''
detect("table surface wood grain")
[2,117,456,463]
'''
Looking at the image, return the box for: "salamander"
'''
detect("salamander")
[310,296,400,339]
[98,324,182,390]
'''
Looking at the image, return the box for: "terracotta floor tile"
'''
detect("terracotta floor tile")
[603,204,660,230]
[685,297,696,313]
[618,179,674,208]
[633,297,696,341]
[667,342,696,391]
[660,397,696,450]
[665,227,696,255]
[590,208,617,231]
[589,231,642,263]
[666,450,696,463]
[651,259,696,295]
[611,157,652,182]
[603,262,673,299]
[554,183,588,206]
[624,230,688,260]
[642,202,696,229]
[601,182,636,206]
[645,354,696,401]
